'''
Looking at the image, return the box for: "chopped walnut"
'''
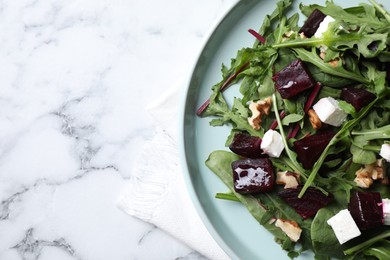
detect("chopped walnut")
[328,59,339,68]
[308,109,322,130]
[275,219,302,242]
[354,170,374,189]
[276,171,300,189]
[372,159,384,180]
[284,30,294,38]
[354,160,386,188]
[248,97,272,130]
[319,48,339,68]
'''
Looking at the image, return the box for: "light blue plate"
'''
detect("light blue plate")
[179,0,390,259]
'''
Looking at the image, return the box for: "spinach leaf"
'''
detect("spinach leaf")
[311,208,344,259]
[205,150,310,255]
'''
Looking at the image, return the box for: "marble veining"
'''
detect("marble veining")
[12,228,80,260]
[0,0,237,259]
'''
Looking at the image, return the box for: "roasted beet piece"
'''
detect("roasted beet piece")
[340,87,376,112]
[278,186,333,219]
[348,191,383,230]
[298,9,327,37]
[232,158,274,194]
[272,59,316,99]
[229,133,262,158]
[293,130,335,169]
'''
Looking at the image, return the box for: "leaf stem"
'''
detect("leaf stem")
[196,62,249,116]
[272,94,307,176]
[298,98,379,198]
[369,0,390,24]
[215,192,241,202]
[344,230,390,255]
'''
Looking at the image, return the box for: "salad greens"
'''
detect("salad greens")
[198,0,390,258]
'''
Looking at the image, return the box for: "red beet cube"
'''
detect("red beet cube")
[278,186,333,219]
[299,9,327,38]
[348,191,383,230]
[340,87,376,112]
[229,133,262,158]
[272,59,316,99]
[293,131,335,169]
[232,158,274,194]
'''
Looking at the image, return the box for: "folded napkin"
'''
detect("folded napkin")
[117,80,230,260]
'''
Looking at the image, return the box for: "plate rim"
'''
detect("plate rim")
[178,1,243,259]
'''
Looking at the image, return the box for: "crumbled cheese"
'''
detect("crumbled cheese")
[380,144,390,162]
[327,209,361,244]
[313,97,347,127]
[261,130,284,158]
[314,16,336,38]
[383,199,390,225]
[275,219,302,242]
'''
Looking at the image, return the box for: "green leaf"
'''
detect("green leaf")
[351,143,377,164]
[352,124,390,141]
[338,100,357,118]
[363,241,390,259]
[205,150,307,254]
[311,208,344,259]
[300,1,387,31]
[232,98,248,118]
[282,114,303,125]
[299,98,379,198]
[291,47,369,84]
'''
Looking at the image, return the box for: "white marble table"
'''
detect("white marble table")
[0,0,237,259]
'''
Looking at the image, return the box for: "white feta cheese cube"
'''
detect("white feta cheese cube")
[382,199,390,225]
[313,97,347,127]
[327,209,361,244]
[261,129,284,158]
[380,144,390,162]
[314,16,336,38]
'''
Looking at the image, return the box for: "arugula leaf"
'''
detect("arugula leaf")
[363,240,390,259]
[352,124,390,140]
[291,47,369,84]
[300,1,388,31]
[369,0,390,23]
[351,136,377,165]
[299,98,380,198]
[344,230,390,256]
[339,100,357,118]
[272,94,307,178]
[204,83,263,137]
[255,0,293,47]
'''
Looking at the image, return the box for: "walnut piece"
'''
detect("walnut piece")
[319,48,339,68]
[308,109,322,130]
[354,160,384,188]
[354,170,374,188]
[275,219,302,242]
[276,171,300,189]
[248,97,272,130]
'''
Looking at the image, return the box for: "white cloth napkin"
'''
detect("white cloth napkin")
[117,80,230,260]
